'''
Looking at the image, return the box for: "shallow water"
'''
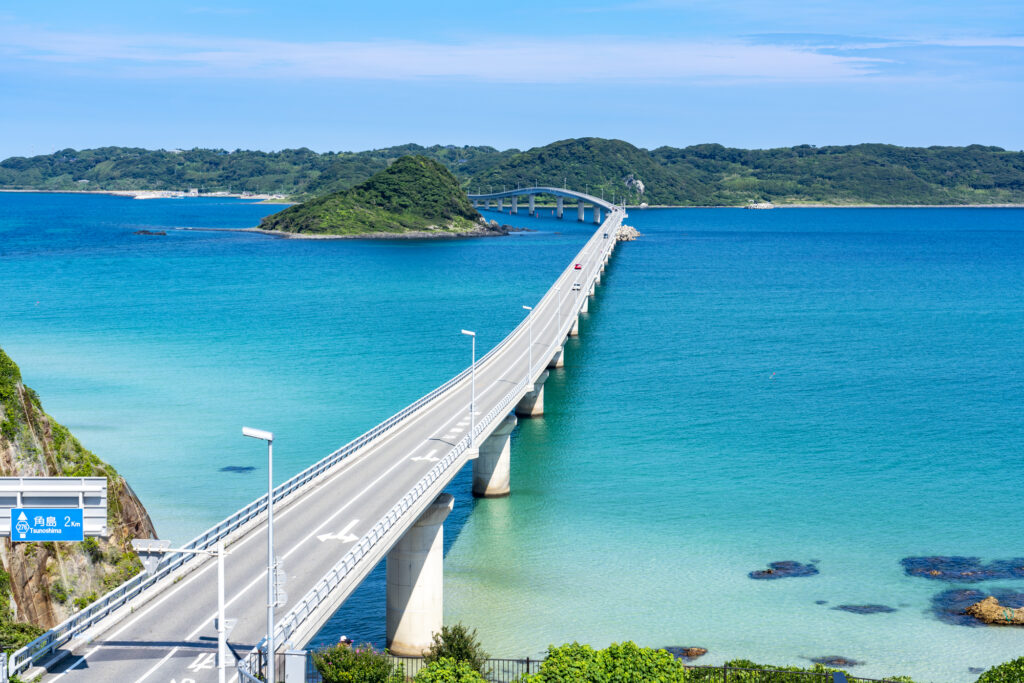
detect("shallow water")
[2,195,1022,681]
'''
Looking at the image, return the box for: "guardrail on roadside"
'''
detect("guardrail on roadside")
[9,206,621,681]
[238,208,623,682]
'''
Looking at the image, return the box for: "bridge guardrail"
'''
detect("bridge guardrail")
[11,204,621,679]
[239,208,623,681]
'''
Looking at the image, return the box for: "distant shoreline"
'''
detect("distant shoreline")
[4,189,1022,209]
[0,188,292,205]
[246,226,510,240]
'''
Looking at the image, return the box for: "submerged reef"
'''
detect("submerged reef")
[749,561,819,580]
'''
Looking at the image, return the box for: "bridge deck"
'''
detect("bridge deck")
[34,209,622,683]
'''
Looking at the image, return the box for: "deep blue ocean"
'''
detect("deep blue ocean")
[1,193,1022,682]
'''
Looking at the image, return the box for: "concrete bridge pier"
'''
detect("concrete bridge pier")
[511,196,518,214]
[386,493,454,656]
[589,282,596,296]
[569,315,580,337]
[578,201,585,222]
[515,370,549,417]
[548,346,564,368]
[556,197,563,218]
[580,296,589,313]
[528,195,535,216]
[497,198,504,212]
[472,414,517,497]
[593,206,602,224]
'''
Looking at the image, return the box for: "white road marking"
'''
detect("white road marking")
[317,519,359,543]
[411,449,439,463]
[186,653,216,672]
[60,228,616,683]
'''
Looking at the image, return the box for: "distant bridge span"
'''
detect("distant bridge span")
[469,186,616,223]
[17,191,627,683]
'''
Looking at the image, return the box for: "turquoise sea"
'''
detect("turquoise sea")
[1,193,1022,682]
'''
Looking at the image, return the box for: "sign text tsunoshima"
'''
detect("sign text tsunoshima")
[11,508,85,542]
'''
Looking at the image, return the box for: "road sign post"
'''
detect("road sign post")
[132,539,232,683]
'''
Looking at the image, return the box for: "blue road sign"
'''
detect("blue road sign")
[11,508,84,542]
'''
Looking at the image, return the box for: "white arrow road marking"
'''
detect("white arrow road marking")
[186,652,216,672]
[317,519,359,543]
[411,449,439,463]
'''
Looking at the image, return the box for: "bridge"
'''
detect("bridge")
[468,187,616,224]
[10,189,626,683]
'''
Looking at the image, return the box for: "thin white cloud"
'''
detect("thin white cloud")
[0,24,884,83]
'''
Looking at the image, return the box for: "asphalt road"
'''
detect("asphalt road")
[39,210,621,683]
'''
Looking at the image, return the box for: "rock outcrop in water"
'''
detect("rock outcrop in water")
[965,596,1024,625]
[617,225,641,241]
[749,561,819,580]
[931,588,1024,627]
[902,556,1024,583]
[0,347,156,646]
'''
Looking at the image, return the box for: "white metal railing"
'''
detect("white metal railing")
[238,207,623,681]
[8,205,621,680]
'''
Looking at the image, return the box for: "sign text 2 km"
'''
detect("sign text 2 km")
[11,508,84,542]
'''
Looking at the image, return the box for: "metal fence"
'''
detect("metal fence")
[293,654,891,683]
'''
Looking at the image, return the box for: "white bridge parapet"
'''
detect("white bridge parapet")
[14,189,629,683]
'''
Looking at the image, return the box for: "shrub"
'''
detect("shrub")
[414,657,487,682]
[0,620,44,651]
[523,641,686,682]
[976,657,1024,683]
[82,537,103,563]
[72,592,98,611]
[424,623,490,676]
[312,643,404,683]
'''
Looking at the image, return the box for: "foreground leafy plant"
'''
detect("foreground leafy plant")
[312,643,404,683]
[414,657,487,682]
[424,623,490,676]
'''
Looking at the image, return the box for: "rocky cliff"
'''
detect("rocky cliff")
[0,347,156,649]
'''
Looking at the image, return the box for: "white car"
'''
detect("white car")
[572,283,582,291]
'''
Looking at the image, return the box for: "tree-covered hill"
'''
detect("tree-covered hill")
[259,155,486,236]
[3,139,1024,205]
[0,144,509,197]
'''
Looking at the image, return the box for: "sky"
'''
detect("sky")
[1,0,1022,158]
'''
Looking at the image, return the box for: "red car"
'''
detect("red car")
[574,263,582,270]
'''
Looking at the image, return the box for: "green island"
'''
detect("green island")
[3,138,1024,206]
[0,348,156,651]
[256,155,499,238]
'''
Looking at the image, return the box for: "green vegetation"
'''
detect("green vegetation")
[423,623,490,676]
[414,658,487,683]
[685,659,915,682]
[0,145,506,197]
[0,567,44,651]
[4,139,1024,205]
[311,643,404,683]
[259,156,483,236]
[974,657,1024,683]
[523,642,687,682]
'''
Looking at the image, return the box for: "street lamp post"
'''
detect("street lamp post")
[243,426,275,683]
[461,331,476,447]
[522,306,533,385]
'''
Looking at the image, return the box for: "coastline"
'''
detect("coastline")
[3,189,1022,209]
[628,202,1024,209]
[246,225,510,240]
[0,188,292,204]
